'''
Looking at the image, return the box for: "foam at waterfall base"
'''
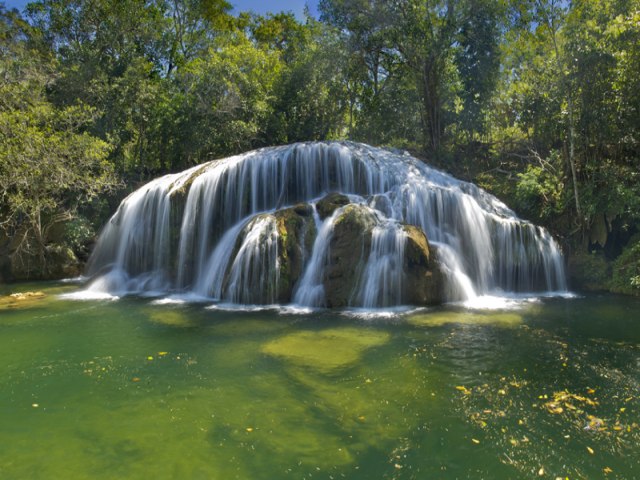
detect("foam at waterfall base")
[459,291,579,310]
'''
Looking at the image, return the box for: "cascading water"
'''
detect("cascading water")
[83,142,567,308]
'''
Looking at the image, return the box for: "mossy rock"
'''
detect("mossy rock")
[274,205,316,301]
[323,204,377,307]
[10,244,80,281]
[262,327,390,374]
[567,252,611,292]
[146,309,196,328]
[316,192,350,220]
[0,291,47,311]
[408,310,523,328]
[403,224,445,305]
[221,205,316,303]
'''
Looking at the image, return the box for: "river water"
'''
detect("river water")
[1,283,638,479]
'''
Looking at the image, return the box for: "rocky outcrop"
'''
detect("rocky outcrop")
[274,204,317,301]
[320,204,445,307]
[7,244,81,281]
[222,204,317,303]
[323,204,378,307]
[316,192,350,220]
[402,224,444,305]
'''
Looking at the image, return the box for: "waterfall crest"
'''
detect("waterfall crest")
[84,142,567,307]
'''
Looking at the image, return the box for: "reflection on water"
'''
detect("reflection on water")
[0,284,638,479]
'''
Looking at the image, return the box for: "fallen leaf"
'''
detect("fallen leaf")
[471,438,480,444]
[587,446,594,455]
[538,467,545,476]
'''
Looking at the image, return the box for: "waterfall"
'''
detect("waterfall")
[84,142,567,307]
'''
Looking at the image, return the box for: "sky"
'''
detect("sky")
[3,0,319,20]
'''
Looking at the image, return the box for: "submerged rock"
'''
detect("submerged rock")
[0,291,47,310]
[262,327,390,373]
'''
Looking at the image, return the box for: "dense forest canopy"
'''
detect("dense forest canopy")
[0,0,639,292]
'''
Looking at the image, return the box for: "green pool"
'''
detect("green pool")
[1,283,638,479]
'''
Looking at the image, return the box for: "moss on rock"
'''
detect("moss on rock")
[262,327,390,374]
[408,310,523,328]
[323,204,377,307]
[316,192,350,220]
[274,204,316,301]
[220,205,317,303]
[403,224,445,305]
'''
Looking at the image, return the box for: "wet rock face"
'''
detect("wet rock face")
[321,205,445,307]
[222,204,317,304]
[322,205,376,307]
[274,205,317,302]
[403,225,445,305]
[316,192,350,220]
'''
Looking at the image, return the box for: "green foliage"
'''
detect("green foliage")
[610,240,640,296]
[1,0,639,285]
[568,252,611,292]
[0,8,118,270]
[514,151,565,222]
[64,216,94,253]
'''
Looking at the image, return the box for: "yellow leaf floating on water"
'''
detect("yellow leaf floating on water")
[603,467,613,474]
[456,386,472,395]
[587,446,594,455]
[158,352,168,356]
[585,415,606,431]
[471,438,480,444]
[545,402,564,414]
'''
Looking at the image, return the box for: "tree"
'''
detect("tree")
[0,7,118,275]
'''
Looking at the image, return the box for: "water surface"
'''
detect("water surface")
[1,284,638,479]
